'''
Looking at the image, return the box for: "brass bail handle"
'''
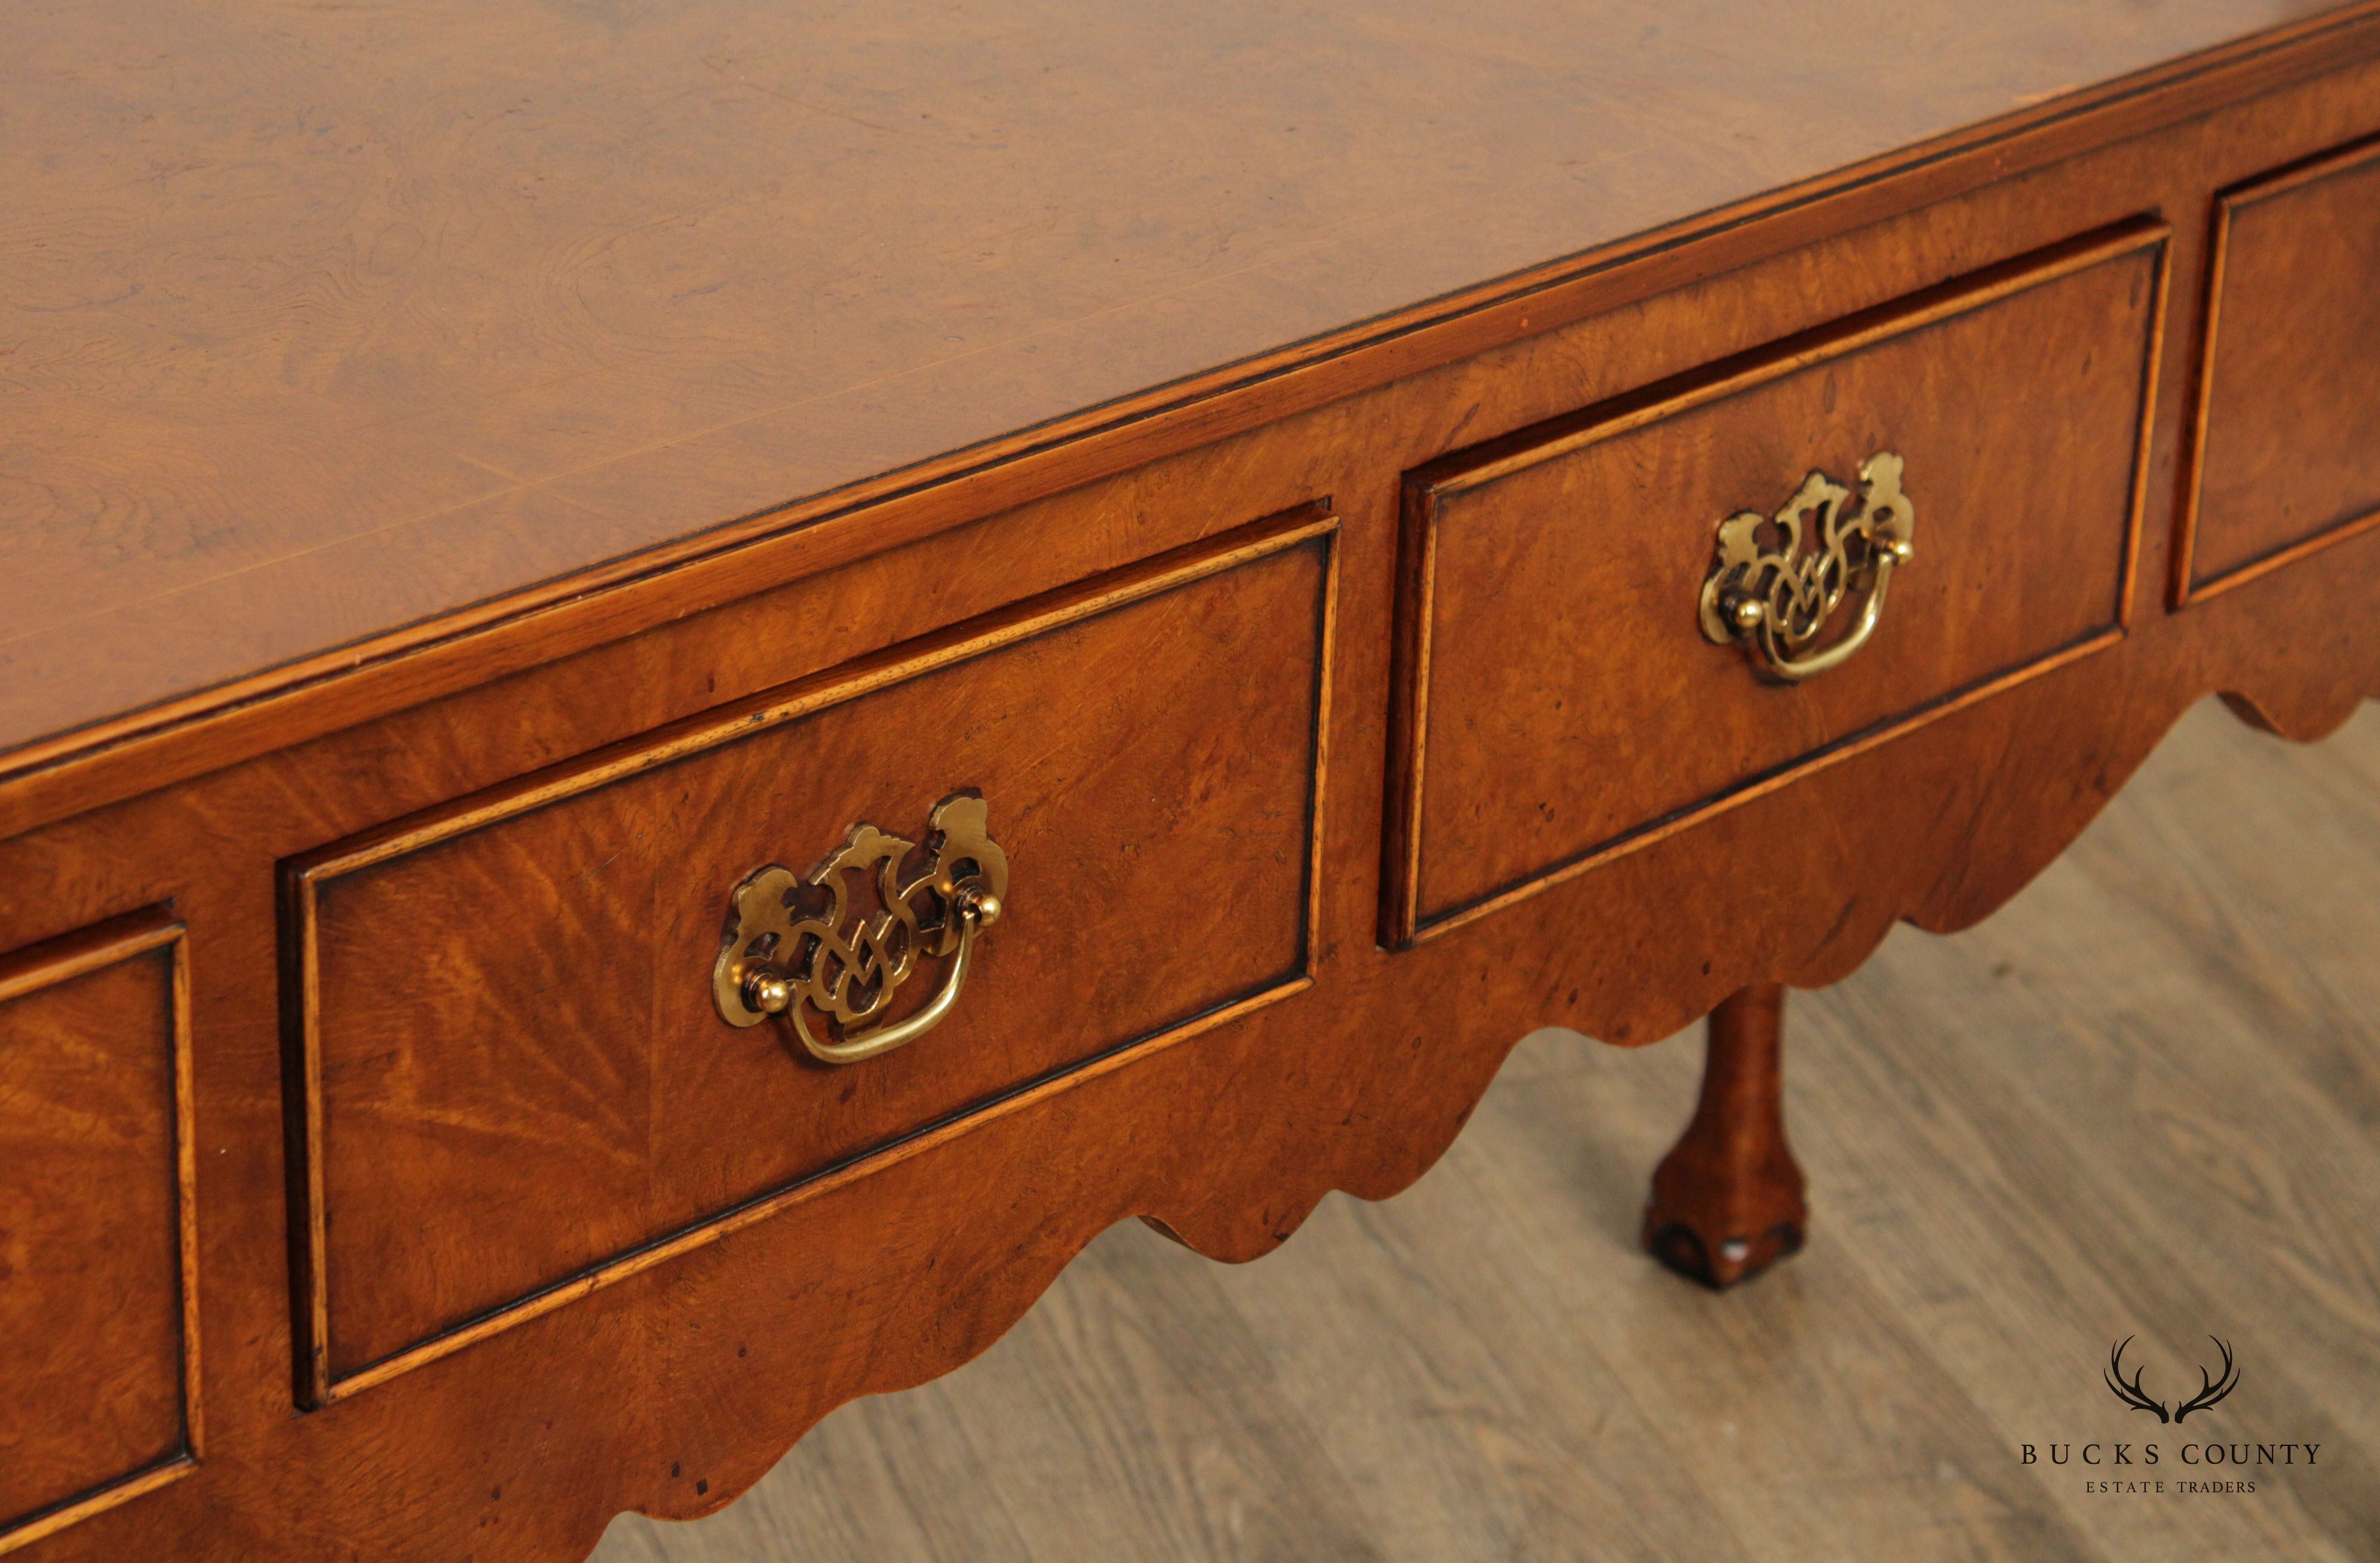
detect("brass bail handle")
[1698,452,1916,683]
[712,793,1009,1065]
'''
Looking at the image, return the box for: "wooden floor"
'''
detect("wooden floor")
[592,698,2380,1562]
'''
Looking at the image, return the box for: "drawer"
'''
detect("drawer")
[1384,222,2167,944]
[281,508,1335,1405]
[2177,133,2380,601]
[0,910,199,1551]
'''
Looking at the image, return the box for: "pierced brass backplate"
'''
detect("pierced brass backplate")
[712,793,1008,1065]
[1698,452,1916,682]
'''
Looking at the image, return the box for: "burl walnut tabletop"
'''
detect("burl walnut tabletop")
[5,4,2380,1559]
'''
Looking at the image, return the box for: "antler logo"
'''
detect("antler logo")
[2104,1336,2240,1424]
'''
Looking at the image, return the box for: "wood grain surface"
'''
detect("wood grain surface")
[2177,132,2380,598]
[292,518,1330,1393]
[2,27,2378,1562]
[592,698,2380,1563]
[0,910,198,1551]
[1391,225,2164,937]
[0,0,2355,767]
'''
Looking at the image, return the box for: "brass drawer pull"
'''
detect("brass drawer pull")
[712,793,1008,1065]
[1698,452,1915,682]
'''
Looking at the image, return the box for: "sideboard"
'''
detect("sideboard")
[4,4,2379,1556]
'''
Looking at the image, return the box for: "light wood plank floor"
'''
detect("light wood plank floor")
[594,699,2380,1562]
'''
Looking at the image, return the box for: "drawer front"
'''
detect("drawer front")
[0,911,198,1551]
[2179,133,2380,600]
[283,509,1335,1403]
[1385,223,2167,944]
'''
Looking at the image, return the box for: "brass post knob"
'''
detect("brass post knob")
[743,969,795,1017]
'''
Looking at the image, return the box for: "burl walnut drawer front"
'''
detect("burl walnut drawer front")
[0,910,200,1555]
[281,510,1335,1405]
[1385,221,2169,944]
[2178,131,2380,601]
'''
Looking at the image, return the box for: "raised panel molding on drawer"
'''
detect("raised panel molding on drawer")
[2177,131,2380,603]
[1383,220,2169,946]
[0,909,201,1557]
[280,506,1338,1407]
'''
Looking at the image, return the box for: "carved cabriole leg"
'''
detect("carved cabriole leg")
[1642,982,1808,1288]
